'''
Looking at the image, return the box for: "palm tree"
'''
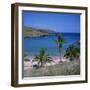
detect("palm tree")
[55,33,65,62]
[64,45,80,61]
[43,54,52,65]
[34,48,52,67]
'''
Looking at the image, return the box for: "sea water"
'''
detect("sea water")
[24,33,80,56]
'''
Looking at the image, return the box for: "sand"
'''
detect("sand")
[24,56,70,71]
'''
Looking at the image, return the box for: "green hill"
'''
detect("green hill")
[23,26,56,37]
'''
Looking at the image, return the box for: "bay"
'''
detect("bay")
[24,33,80,56]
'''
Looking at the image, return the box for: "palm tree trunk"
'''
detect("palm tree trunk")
[41,62,44,67]
[59,53,62,63]
[59,48,62,63]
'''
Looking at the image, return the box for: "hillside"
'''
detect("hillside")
[23,26,56,37]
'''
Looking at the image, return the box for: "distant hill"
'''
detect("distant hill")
[23,26,56,37]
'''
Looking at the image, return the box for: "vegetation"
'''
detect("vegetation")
[24,59,30,62]
[64,45,80,61]
[24,60,80,77]
[24,26,55,37]
[34,48,52,67]
[55,34,65,62]
[23,27,80,77]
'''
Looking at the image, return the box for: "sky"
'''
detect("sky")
[23,11,80,33]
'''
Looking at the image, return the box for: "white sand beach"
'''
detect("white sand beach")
[24,56,70,71]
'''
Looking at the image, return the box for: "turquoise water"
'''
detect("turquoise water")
[24,33,80,56]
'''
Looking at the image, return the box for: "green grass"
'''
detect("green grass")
[24,60,80,77]
[23,26,55,37]
[24,30,49,37]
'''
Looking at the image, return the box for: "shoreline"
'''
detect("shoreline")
[24,56,70,70]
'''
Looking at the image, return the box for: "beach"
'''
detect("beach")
[24,56,80,77]
[24,56,69,70]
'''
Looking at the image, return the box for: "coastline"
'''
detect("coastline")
[24,56,70,71]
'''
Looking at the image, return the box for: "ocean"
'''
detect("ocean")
[24,33,80,56]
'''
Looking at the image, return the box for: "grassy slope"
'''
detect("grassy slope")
[24,60,80,77]
[24,30,50,37]
[24,26,55,37]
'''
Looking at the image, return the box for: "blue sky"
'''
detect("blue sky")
[23,11,80,33]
